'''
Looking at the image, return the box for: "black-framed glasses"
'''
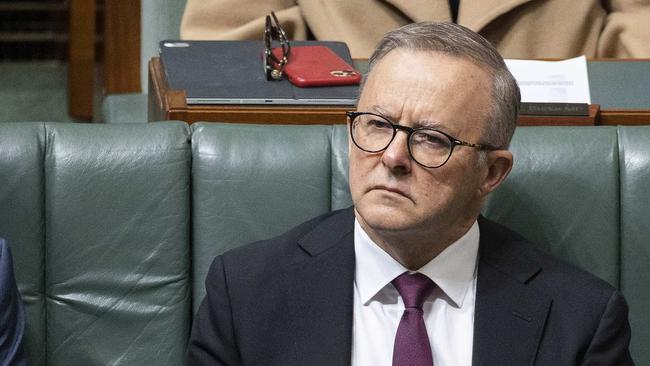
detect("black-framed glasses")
[263,11,291,81]
[347,111,498,168]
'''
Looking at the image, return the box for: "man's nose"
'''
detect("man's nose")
[381,131,412,174]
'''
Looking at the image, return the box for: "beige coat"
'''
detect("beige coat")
[180,0,650,59]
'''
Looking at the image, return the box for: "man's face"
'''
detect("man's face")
[349,50,495,243]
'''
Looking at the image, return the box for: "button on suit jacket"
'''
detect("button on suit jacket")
[187,208,633,365]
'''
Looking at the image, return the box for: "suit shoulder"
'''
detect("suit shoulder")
[218,208,352,270]
[478,217,618,299]
[201,208,353,312]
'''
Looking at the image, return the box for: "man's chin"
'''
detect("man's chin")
[354,205,416,233]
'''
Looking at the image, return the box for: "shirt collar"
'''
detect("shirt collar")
[354,219,479,308]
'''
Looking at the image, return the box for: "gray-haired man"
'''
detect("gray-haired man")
[188,22,633,366]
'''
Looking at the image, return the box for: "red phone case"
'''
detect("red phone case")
[273,45,361,87]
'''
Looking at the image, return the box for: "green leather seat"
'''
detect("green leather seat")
[619,126,650,362]
[190,123,334,311]
[0,123,46,364]
[483,127,620,285]
[0,122,648,365]
[1,122,191,365]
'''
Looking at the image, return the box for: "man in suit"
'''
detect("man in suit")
[0,238,27,365]
[187,22,633,365]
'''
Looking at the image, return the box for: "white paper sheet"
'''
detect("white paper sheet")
[505,56,591,104]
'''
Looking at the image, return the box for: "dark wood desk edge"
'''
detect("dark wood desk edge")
[149,58,183,120]
[149,56,649,126]
[148,58,165,121]
[600,110,650,125]
[149,57,351,124]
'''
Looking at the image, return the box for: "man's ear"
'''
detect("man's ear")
[479,150,513,197]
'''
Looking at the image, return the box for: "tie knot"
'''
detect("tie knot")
[391,272,435,309]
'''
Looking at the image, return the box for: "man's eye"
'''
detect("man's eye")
[413,131,447,147]
[366,119,392,129]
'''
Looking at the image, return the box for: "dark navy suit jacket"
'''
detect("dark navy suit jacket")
[0,238,27,366]
[187,208,634,365]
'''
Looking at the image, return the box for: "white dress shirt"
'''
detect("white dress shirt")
[351,219,479,366]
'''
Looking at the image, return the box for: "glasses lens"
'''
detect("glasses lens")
[350,113,455,168]
[351,114,395,152]
[409,129,453,167]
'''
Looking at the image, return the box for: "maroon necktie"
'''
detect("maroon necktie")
[392,272,436,366]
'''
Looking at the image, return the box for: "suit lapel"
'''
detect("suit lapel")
[282,209,356,366]
[459,0,536,33]
[472,218,551,366]
[278,212,553,365]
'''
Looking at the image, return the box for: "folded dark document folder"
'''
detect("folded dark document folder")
[159,40,359,106]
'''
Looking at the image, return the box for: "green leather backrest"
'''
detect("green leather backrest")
[0,122,192,366]
[0,123,46,365]
[0,122,647,364]
[331,125,353,210]
[190,123,623,295]
[619,126,650,366]
[483,127,620,285]
[190,123,334,311]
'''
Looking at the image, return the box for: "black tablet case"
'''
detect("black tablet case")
[159,40,359,105]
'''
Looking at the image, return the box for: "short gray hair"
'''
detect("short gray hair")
[364,22,520,149]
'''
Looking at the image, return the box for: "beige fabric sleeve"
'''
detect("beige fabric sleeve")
[180,0,308,42]
[179,0,438,58]
[597,0,650,57]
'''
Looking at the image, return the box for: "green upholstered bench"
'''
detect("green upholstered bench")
[0,122,648,365]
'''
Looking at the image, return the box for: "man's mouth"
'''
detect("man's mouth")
[371,185,410,198]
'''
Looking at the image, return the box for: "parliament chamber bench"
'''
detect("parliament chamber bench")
[0,121,648,365]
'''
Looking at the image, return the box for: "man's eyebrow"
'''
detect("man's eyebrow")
[366,105,393,119]
[365,105,448,131]
[412,120,445,129]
